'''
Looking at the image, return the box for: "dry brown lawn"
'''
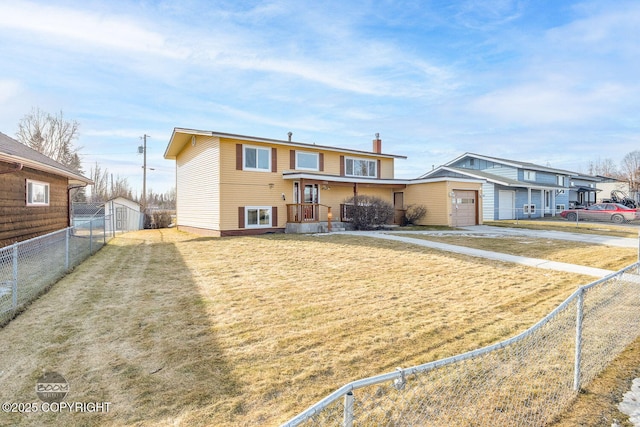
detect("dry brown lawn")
[398,233,637,271]
[0,228,636,426]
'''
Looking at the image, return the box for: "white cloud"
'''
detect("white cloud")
[0,80,22,104]
[0,1,188,59]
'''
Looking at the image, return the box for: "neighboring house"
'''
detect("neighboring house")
[105,197,143,233]
[568,174,601,208]
[420,153,574,221]
[163,128,484,236]
[0,132,93,247]
[596,176,634,204]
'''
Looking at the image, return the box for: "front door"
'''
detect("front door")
[544,190,552,216]
[498,191,515,220]
[303,184,319,220]
[394,192,404,224]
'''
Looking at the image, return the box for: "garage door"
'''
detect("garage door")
[452,190,477,226]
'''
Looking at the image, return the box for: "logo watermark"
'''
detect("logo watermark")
[35,372,69,403]
[1,371,111,414]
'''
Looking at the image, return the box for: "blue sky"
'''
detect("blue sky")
[1,0,639,195]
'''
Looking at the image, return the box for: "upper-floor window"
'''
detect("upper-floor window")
[26,179,50,206]
[244,145,270,171]
[523,170,536,181]
[346,157,377,177]
[557,175,567,186]
[296,151,319,171]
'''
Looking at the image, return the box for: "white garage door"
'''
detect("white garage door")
[452,190,477,226]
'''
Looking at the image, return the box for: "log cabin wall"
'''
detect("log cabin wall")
[0,161,69,247]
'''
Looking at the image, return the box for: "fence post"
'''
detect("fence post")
[12,243,18,309]
[343,391,354,427]
[89,220,93,255]
[65,227,70,271]
[573,289,584,391]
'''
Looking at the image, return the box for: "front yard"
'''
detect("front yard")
[0,228,636,426]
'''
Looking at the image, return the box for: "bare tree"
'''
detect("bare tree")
[620,150,640,191]
[89,162,109,202]
[16,108,86,201]
[16,108,81,170]
[587,157,619,177]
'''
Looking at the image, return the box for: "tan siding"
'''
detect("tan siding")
[404,181,450,225]
[176,136,220,230]
[219,139,290,230]
[379,158,394,179]
[404,181,483,226]
[176,136,402,232]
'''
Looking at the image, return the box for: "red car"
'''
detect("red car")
[560,203,640,224]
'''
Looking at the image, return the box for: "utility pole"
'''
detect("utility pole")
[139,134,150,208]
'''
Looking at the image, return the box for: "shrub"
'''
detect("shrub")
[402,204,427,225]
[144,210,174,229]
[343,195,394,230]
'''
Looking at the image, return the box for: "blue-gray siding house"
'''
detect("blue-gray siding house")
[568,174,601,208]
[419,153,576,221]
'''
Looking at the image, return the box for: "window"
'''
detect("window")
[296,151,319,170]
[244,146,270,171]
[26,179,50,206]
[523,170,536,181]
[245,206,271,228]
[557,175,567,186]
[556,204,566,211]
[345,157,377,177]
[523,204,536,214]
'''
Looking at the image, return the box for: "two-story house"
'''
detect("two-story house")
[419,153,574,221]
[164,129,485,235]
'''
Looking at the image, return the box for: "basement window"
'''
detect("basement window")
[26,179,50,206]
[246,206,271,228]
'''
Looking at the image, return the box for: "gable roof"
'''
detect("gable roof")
[0,131,92,185]
[445,152,577,176]
[422,166,566,190]
[164,128,407,160]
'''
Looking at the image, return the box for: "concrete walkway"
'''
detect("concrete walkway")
[337,225,639,278]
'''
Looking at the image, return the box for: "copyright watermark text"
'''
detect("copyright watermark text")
[3,401,111,413]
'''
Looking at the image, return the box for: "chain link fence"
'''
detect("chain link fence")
[282,263,640,426]
[0,204,141,326]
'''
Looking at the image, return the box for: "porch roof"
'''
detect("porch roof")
[282,171,407,186]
